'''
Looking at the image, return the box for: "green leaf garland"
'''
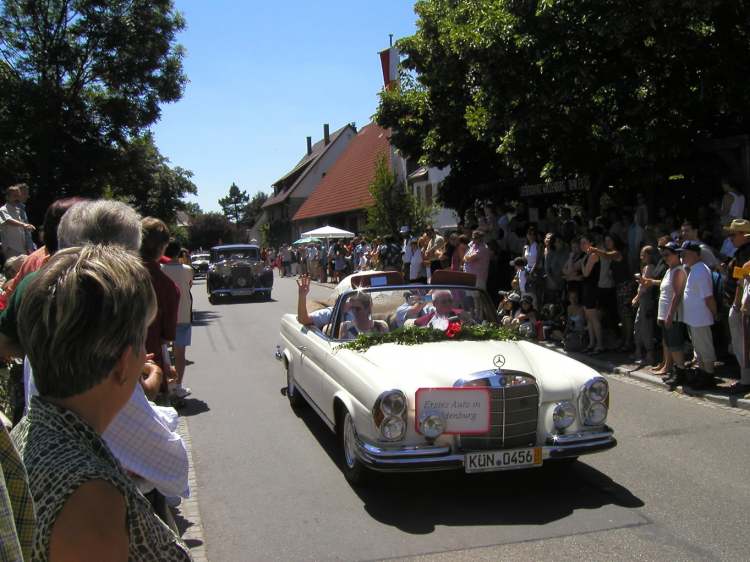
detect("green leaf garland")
[339,324,519,353]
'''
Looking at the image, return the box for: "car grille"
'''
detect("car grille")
[458,383,539,451]
[231,267,254,288]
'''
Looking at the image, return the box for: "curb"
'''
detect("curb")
[539,342,750,412]
[176,416,209,562]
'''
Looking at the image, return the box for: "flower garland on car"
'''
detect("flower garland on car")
[340,322,519,353]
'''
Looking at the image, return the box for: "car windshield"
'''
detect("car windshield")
[332,286,498,340]
[212,248,260,262]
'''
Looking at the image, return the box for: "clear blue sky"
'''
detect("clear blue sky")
[151,1,417,213]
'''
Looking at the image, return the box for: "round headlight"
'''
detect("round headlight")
[587,379,608,402]
[380,416,406,441]
[380,391,407,417]
[585,402,608,426]
[553,401,576,430]
[419,412,446,439]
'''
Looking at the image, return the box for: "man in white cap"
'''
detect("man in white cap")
[725,219,750,393]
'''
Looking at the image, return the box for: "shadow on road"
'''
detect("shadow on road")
[172,509,203,549]
[192,310,221,326]
[292,399,644,535]
[177,398,210,417]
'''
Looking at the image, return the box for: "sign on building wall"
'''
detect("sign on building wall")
[520,177,590,197]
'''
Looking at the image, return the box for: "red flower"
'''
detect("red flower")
[445,321,462,338]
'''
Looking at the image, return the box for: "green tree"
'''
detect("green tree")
[219,182,250,223]
[189,212,235,250]
[107,133,197,223]
[366,155,435,238]
[181,201,203,217]
[376,0,750,209]
[241,191,268,227]
[0,0,187,224]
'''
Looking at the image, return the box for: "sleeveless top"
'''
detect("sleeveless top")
[598,256,615,288]
[11,397,191,562]
[658,265,684,322]
[728,191,746,219]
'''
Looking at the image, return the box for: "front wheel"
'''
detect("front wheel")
[338,410,370,486]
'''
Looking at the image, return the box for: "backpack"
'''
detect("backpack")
[711,270,724,314]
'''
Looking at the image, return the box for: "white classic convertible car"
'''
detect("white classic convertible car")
[276,271,616,484]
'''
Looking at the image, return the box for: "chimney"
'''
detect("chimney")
[306,136,312,156]
[324,123,330,145]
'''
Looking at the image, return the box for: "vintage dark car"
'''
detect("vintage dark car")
[206,244,273,303]
[190,252,210,278]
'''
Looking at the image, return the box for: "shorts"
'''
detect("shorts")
[175,323,192,347]
[660,320,686,351]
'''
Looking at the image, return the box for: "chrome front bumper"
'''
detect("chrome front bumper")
[354,428,617,473]
[209,287,270,297]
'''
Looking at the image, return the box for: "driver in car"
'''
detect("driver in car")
[338,292,389,339]
[296,274,354,331]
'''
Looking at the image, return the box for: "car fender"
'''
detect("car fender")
[332,389,370,436]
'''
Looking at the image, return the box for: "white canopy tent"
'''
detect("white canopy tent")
[301,225,355,239]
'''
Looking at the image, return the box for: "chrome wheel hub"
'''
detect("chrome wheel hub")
[343,413,357,469]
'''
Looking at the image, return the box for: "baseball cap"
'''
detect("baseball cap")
[675,241,701,254]
[508,293,522,303]
[659,241,680,254]
[723,218,750,234]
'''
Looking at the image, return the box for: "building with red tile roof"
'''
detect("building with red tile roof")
[293,122,392,234]
[260,123,357,243]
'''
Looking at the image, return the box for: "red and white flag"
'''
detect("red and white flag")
[379,46,399,90]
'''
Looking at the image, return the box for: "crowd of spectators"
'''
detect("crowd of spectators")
[0,188,195,560]
[275,178,750,395]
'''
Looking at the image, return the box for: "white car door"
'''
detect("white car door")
[298,330,333,417]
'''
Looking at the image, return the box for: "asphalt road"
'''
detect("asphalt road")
[184,274,750,562]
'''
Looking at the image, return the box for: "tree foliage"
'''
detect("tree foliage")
[376,0,750,208]
[366,155,435,237]
[189,212,235,250]
[242,191,268,227]
[106,133,197,224]
[219,182,249,224]
[0,0,187,223]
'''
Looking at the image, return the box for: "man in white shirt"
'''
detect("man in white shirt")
[0,185,35,258]
[680,220,719,269]
[678,241,717,382]
[162,241,194,399]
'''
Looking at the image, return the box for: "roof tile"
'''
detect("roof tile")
[293,123,390,222]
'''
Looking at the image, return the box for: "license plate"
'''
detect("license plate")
[464,447,542,473]
[231,289,255,296]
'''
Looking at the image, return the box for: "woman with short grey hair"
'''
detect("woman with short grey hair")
[11,245,191,561]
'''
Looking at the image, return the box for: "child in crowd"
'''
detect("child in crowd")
[498,291,521,325]
[564,289,588,351]
[511,257,530,301]
[632,246,657,365]
[512,295,538,336]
